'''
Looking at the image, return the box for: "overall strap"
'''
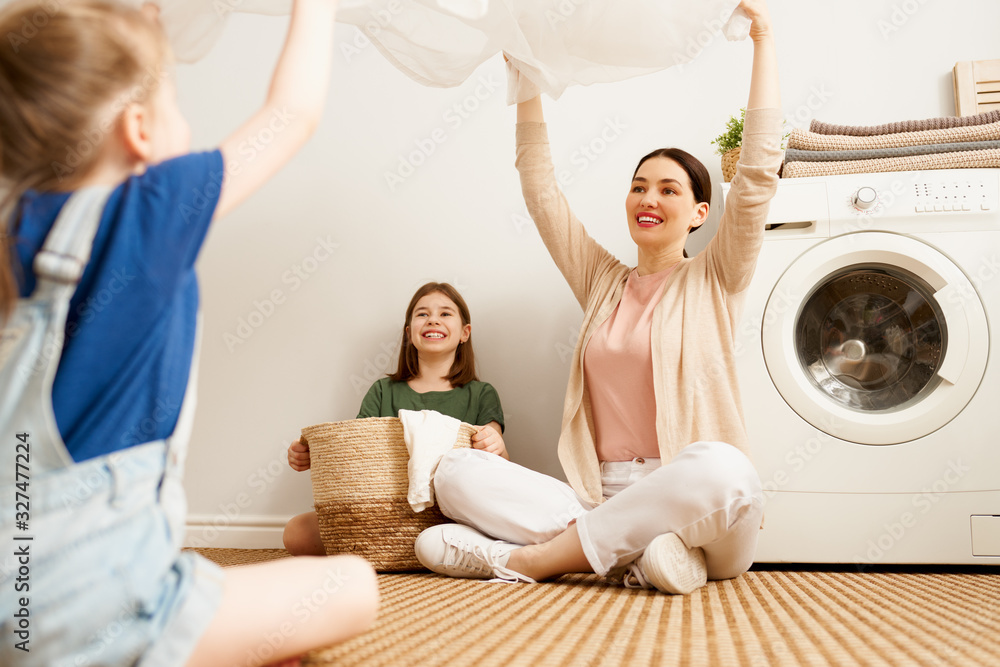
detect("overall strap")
[33,185,115,286]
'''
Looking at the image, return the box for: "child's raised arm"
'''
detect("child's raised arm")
[215,0,339,219]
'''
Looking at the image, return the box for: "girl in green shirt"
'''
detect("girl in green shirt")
[283,282,507,555]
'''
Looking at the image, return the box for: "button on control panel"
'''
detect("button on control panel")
[913,179,995,214]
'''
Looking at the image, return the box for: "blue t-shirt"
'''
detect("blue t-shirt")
[11,151,224,462]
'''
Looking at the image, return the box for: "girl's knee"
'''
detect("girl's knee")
[283,512,328,556]
[322,555,380,630]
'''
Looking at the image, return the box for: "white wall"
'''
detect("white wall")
[181,0,1000,547]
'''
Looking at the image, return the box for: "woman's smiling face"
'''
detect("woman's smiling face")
[625,156,708,252]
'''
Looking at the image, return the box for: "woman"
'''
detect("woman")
[415,0,782,595]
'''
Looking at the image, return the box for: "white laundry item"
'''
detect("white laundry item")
[398,408,464,512]
[21,1,752,101]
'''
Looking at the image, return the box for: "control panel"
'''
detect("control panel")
[833,169,1000,221]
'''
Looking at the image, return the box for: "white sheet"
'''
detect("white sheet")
[398,408,463,512]
[4,1,750,101]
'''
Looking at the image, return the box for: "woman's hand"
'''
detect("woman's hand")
[742,0,780,110]
[471,422,508,459]
[738,0,774,42]
[287,439,311,472]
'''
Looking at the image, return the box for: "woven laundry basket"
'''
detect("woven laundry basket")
[302,416,475,572]
[721,147,741,182]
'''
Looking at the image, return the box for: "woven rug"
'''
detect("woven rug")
[192,549,1000,666]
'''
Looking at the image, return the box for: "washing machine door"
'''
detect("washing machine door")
[762,231,989,445]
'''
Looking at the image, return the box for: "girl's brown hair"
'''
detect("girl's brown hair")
[389,282,479,387]
[0,0,168,321]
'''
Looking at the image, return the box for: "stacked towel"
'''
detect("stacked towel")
[782,111,1000,178]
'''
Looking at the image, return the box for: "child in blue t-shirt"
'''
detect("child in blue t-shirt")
[0,2,377,665]
[283,282,507,555]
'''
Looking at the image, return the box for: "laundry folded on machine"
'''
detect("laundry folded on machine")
[808,109,1000,136]
[782,110,1000,178]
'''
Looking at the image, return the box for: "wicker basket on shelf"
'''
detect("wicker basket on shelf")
[721,146,741,183]
[302,416,475,571]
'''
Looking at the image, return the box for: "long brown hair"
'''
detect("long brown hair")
[0,0,167,321]
[389,282,479,387]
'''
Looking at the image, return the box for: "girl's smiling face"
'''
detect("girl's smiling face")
[407,291,471,357]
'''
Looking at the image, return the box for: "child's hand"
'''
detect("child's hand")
[287,439,311,472]
[471,423,508,460]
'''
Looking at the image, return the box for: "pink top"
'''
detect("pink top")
[584,265,676,462]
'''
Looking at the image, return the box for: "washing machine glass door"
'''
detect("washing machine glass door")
[763,232,989,445]
[796,266,945,412]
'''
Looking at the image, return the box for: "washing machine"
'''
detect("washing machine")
[723,168,1000,566]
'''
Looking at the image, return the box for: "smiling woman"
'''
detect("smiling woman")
[412,0,785,599]
[628,147,713,264]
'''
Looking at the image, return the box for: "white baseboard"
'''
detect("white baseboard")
[184,514,287,549]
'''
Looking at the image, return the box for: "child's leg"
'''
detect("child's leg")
[185,555,378,667]
[283,511,325,556]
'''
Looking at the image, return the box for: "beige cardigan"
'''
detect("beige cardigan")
[515,108,785,505]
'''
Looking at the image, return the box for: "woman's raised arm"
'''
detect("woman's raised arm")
[742,0,780,111]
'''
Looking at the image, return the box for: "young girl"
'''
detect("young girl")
[0,1,377,666]
[283,282,507,556]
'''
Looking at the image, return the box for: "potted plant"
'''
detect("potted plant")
[712,108,789,182]
[711,108,745,183]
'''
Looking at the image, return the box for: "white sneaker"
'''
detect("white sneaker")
[415,524,535,583]
[623,533,707,595]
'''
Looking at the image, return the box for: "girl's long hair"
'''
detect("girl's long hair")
[0,0,167,321]
[389,282,478,387]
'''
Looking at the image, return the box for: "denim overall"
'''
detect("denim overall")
[0,188,223,666]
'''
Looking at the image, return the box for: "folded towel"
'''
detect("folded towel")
[399,409,463,512]
[782,148,1000,178]
[787,120,1000,152]
[783,140,1000,163]
[809,110,1000,136]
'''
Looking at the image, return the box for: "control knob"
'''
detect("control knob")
[853,187,878,210]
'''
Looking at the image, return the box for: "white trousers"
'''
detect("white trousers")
[434,441,764,579]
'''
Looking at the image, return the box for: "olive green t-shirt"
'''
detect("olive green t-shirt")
[357,378,505,431]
